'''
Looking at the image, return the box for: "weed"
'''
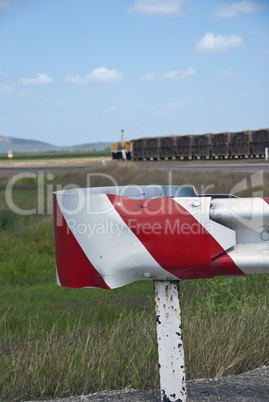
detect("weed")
[0,209,18,229]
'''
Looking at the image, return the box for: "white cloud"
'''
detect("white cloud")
[65,67,124,84]
[142,67,196,81]
[215,1,261,19]
[20,73,53,85]
[0,84,13,93]
[128,0,185,15]
[195,32,244,53]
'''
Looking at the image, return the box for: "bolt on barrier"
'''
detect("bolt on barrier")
[53,185,269,402]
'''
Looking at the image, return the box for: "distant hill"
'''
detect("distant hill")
[0,135,111,154]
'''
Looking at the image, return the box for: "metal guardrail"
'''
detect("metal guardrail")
[53,185,269,402]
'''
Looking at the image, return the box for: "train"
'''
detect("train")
[111,129,133,160]
[111,128,269,161]
[111,140,133,160]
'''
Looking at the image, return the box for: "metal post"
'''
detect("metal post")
[265,147,268,161]
[154,280,187,402]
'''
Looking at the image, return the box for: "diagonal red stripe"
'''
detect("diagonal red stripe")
[211,251,244,276]
[53,195,110,289]
[107,194,243,280]
[264,198,269,205]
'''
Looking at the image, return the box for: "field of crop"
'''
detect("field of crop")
[0,161,269,401]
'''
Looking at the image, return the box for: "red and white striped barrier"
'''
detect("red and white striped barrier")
[54,186,269,289]
[53,185,269,402]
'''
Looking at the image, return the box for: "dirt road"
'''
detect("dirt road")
[1,158,269,181]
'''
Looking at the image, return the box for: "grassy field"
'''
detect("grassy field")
[0,150,111,161]
[0,161,269,401]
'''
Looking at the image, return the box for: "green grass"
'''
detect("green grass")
[0,163,269,400]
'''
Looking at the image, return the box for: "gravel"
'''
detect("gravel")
[32,366,269,401]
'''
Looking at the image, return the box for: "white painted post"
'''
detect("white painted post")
[154,280,187,402]
[265,147,268,161]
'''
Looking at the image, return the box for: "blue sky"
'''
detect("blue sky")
[0,0,268,146]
